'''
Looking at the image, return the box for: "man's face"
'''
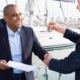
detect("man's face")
[77,0,80,11]
[4,6,22,31]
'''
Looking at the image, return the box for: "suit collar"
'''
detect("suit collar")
[6,25,20,37]
[0,25,30,61]
[20,26,31,60]
[0,25,12,60]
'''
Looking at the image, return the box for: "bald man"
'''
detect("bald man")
[0,4,49,80]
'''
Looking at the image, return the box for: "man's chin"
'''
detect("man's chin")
[16,25,21,28]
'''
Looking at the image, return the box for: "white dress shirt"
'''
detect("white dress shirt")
[7,25,23,74]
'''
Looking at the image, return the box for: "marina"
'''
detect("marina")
[33,47,75,80]
[0,0,80,80]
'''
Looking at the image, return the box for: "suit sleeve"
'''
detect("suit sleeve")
[49,39,80,74]
[31,28,48,61]
[64,29,80,43]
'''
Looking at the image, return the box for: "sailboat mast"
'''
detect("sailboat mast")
[28,0,35,27]
[6,0,8,4]
[45,0,49,32]
[45,0,47,26]
[15,0,18,5]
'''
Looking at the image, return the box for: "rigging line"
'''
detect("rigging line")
[59,1,65,19]
[6,0,8,5]
[35,0,40,13]
[25,0,29,11]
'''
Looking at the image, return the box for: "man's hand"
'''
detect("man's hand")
[43,54,53,66]
[48,22,66,34]
[0,60,10,70]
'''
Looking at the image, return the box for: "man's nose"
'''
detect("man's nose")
[17,15,22,19]
[76,5,78,9]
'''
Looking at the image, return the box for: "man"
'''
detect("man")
[0,4,49,80]
[44,0,80,80]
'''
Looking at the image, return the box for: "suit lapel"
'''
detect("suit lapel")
[20,26,30,60]
[1,26,12,60]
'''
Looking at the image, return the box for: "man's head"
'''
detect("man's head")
[77,0,80,11]
[3,4,22,32]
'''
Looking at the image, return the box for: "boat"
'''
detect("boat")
[0,0,78,51]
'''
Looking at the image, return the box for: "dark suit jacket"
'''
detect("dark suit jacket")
[0,19,47,80]
[49,29,80,80]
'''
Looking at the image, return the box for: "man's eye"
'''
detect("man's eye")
[11,13,21,17]
[19,13,22,16]
[12,14,16,17]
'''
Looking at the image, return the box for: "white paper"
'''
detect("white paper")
[0,60,37,72]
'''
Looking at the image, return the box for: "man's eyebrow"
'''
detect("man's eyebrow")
[11,13,21,16]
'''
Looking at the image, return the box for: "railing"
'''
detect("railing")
[34,65,62,80]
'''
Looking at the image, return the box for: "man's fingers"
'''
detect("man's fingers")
[3,60,7,63]
[43,60,48,66]
[43,54,52,66]
[0,65,10,70]
[0,60,7,63]
[44,54,49,60]
[48,22,55,25]
[0,60,10,70]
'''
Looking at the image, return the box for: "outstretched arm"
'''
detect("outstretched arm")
[48,22,80,43]
[44,41,80,74]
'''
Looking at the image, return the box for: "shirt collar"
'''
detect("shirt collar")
[7,25,20,37]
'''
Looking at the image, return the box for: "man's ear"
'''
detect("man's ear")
[3,16,8,22]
